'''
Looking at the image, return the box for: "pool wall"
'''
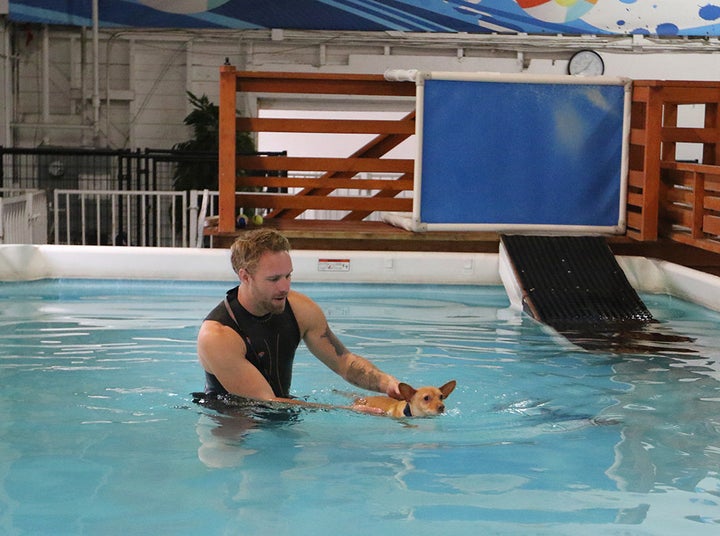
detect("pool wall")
[1,244,719,313]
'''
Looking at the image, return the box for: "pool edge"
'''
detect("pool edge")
[1,244,719,313]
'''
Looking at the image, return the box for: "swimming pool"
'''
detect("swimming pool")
[1,245,720,534]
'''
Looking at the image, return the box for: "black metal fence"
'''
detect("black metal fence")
[0,146,286,246]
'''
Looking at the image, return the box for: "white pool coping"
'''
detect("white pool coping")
[1,244,720,313]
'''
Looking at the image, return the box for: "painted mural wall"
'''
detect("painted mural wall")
[4,2,720,151]
[8,0,720,38]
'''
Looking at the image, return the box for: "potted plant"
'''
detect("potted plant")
[172,91,255,191]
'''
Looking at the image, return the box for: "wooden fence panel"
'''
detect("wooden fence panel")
[217,66,416,233]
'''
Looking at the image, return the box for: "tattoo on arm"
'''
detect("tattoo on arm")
[346,361,384,392]
[322,325,347,357]
[321,325,384,392]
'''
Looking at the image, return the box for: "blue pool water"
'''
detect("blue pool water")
[1,280,720,535]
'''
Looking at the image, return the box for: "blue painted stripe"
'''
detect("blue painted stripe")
[327,0,458,32]
[320,0,429,31]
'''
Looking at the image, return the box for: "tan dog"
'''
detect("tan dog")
[353,380,456,418]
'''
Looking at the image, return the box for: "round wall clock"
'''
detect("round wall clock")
[567,50,604,76]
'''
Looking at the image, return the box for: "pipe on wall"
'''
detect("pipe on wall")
[3,19,12,146]
[42,25,49,129]
[92,0,100,144]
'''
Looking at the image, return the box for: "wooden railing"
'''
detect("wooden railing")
[629,80,720,254]
[660,161,720,253]
[217,70,720,254]
[216,66,416,234]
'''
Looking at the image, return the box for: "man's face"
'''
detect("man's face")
[242,250,293,316]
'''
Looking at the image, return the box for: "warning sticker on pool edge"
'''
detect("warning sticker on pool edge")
[318,259,350,272]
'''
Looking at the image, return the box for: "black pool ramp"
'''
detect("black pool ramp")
[499,234,694,353]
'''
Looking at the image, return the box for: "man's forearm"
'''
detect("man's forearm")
[345,355,395,393]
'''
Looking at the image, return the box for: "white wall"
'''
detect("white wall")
[1,23,720,152]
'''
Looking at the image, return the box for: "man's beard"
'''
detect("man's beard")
[264,294,287,315]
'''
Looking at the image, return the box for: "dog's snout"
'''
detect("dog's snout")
[438,404,445,413]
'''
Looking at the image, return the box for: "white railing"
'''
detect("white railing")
[0,189,48,244]
[24,173,404,248]
[53,189,188,247]
[189,189,219,248]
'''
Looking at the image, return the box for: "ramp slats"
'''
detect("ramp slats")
[500,235,654,330]
[499,235,697,354]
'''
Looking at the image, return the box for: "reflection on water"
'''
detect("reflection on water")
[194,394,329,468]
[604,352,720,496]
[552,320,696,354]
[196,412,258,468]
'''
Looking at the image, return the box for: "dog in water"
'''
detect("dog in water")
[352,380,456,418]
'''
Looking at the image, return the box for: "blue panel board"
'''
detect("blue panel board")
[418,77,627,229]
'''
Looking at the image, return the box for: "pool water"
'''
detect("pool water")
[1,280,719,535]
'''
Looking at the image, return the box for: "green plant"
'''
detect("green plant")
[171,91,255,191]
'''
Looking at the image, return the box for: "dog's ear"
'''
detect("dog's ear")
[398,383,417,401]
[439,380,456,398]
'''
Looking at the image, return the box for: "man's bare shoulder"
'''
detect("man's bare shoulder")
[287,290,325,331]
[198,319,242,344]
[197,319,246,369]
[287,289,323,312]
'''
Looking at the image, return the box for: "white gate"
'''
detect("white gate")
[53,189,188,247]
[0,189,48,244]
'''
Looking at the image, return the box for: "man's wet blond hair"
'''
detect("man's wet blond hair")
[230,229,291,275]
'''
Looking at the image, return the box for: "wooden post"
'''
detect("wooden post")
[218,64,237,234]
[640,84,663,240]
[703,100,720,165]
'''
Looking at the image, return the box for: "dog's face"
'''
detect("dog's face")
[400,380,456,417]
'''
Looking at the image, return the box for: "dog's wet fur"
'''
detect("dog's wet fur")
[352,380,456,418]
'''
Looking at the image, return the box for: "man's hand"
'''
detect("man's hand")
[385,377,402,400]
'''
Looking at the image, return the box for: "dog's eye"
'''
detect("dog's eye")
[423,395,431,402]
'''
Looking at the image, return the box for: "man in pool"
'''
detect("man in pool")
[197,228,401,409]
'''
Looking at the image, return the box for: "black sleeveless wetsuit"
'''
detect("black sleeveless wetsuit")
[203,286,301,398]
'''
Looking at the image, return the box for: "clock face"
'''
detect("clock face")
[568,50,604,76]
